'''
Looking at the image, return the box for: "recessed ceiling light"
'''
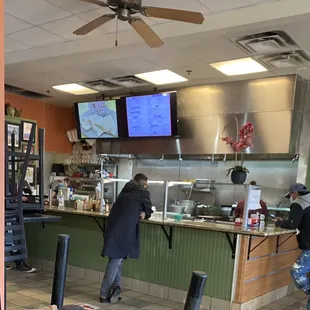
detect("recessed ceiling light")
[210,57,267,76]
[135,69,188,85]
[52,83,98,95]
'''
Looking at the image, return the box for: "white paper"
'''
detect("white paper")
[247,187,261,210]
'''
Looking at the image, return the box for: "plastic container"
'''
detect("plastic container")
[174,214,183,222]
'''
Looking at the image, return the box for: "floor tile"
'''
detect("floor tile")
[23,301,50,309]
[5,269,309,310]
[158,300,184,308]
[140,304,172,310]
[17,289,44,297]
[9,296,42,307]
[123,291,146,298]
[123,298,151,308]
[109,304,137,310]
[139,295,164,303]
[6,285,27,292]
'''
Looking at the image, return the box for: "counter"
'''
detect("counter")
[43,206,293,237]
[24,207,299,310]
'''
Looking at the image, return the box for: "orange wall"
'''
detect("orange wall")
[5,93,75,154]
[0,0,4,308]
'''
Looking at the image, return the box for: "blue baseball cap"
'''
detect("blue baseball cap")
[285,183,308,198]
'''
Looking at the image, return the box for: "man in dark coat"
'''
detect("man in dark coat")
[100,173,153,304]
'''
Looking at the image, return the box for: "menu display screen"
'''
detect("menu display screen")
[126,93,176,138]
[77,100,119,139]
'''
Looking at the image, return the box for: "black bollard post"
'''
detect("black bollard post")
[184,271,208,310]
[51,234,70,310]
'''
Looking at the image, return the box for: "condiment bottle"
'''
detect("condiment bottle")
[83,198,89,210]
[259,214,266,228]
[57,189,65,208]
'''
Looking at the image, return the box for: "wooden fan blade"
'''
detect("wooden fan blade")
[129,17,163,48]
[77,0,108,7]
[143,7,204,24]
[73,14,115,35]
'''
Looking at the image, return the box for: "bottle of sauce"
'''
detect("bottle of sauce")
[57,189,65,209]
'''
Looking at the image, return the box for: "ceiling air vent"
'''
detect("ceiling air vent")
[5,84,50,99]
[236,31,298,54]
[259,50,310,69]
[106,75,150,88]
[82,79,120,92]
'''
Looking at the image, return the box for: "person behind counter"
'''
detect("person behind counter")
[274,183,310,310]
[234,180,268,218]
[51,178,69,198]
[100,173,153,304]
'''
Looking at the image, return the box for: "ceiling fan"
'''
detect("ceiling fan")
[74,0,205,48]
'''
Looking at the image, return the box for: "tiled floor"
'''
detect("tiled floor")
[6,269,184,310]
[258,290,308,310]
[5,269,310,310]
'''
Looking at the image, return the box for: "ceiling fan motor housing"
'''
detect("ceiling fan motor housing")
[107,0,142,13]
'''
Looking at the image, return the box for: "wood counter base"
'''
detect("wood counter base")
[235,233,300,309]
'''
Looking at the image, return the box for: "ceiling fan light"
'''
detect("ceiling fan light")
[135,69,188,85]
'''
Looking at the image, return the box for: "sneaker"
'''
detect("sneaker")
[99,297,110,304]
[5,265,12,270]
[110,286,121,304]
[16,261,36,273]
[99,296,122,304]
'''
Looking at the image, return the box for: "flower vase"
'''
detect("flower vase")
[231,171,247,184]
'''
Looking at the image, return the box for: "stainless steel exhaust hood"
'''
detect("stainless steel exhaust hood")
[97,75,306,156]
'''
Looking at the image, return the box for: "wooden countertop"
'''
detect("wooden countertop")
[44,206,295,237]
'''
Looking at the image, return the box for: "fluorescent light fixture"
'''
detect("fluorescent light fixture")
[135,69,188,85]
[210,57,267,76]
[52,83,98,95]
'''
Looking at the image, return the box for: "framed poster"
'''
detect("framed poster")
[22,144,34,154]
[25,165,36,185]
[21,121,36,143]
[6,122,20,148]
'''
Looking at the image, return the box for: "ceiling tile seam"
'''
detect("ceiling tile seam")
[32,25,71,43]
[136,56,165,70]
[197,0,215,13]
[4,12,36,27]
[44,0,104,18]
[4,36,33,50]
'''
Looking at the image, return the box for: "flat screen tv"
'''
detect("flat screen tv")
[123,92,178,138]
[75,100,122,139]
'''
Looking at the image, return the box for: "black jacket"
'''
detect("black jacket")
[276,193,310,250]
[102,180,153,259]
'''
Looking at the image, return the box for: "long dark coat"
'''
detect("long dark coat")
[102,180,153,259]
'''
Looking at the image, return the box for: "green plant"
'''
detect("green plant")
[226,165,249,177]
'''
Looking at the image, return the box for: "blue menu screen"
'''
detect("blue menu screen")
[126,93,172,137]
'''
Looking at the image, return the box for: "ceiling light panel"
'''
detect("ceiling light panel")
[209,57,267,76]
[135,69,188,85]
[52,83,98,95]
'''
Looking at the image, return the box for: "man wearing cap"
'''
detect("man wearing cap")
[275,183,310,309]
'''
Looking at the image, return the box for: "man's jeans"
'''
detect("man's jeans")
[291,250,310,309]
[100,258,123,298]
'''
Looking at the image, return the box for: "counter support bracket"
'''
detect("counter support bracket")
[247,236,268,260]
[276,233,295,253]
[225,233,237,259]
[93,217,106,237]
[161,225,173,249]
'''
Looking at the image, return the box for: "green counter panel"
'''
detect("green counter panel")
[25,214,234,300]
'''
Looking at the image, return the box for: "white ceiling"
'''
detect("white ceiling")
[4,0,310,106]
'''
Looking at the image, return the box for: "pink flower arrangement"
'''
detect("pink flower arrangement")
[222,122,254,153]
